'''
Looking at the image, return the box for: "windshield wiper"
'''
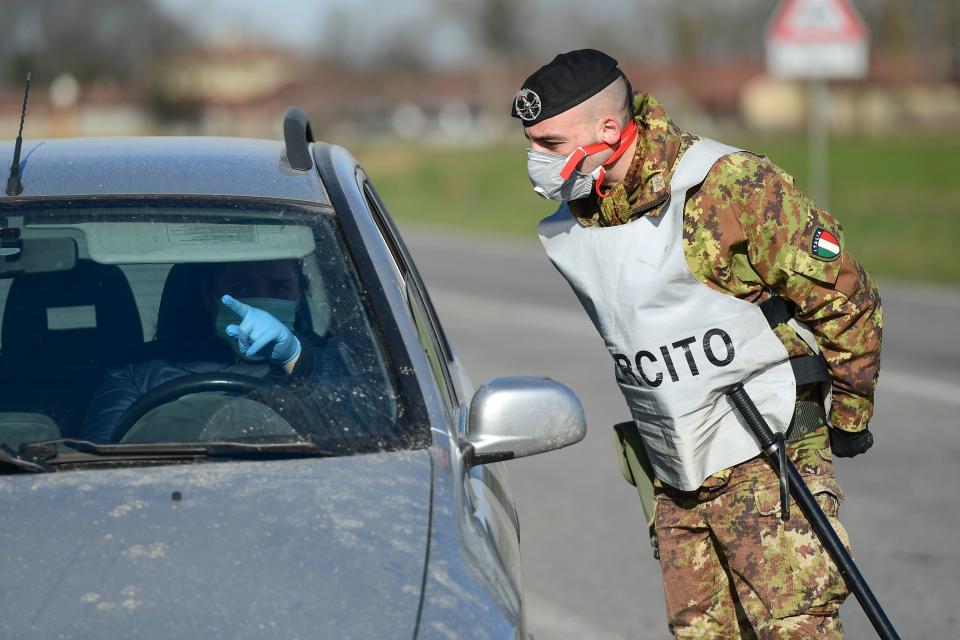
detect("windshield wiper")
[0,444,52,473]
[19,438,340,465]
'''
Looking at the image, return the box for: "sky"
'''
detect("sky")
[152,0,662,67]
[156,0,344,49]
[154,0,480,65]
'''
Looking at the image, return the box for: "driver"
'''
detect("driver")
[81,259,371,442]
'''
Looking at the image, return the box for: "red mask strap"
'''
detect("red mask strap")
[593,168,607,196]
[560,143,605,181]
[558,120,639,186]
[596,119,638,198]
[601,119,638,170]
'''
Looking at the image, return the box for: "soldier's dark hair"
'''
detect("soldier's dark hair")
[621,74,634,124]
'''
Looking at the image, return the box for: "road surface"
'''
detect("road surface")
[404,227,960,639]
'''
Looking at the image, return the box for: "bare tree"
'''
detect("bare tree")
[0,0,192,86]
[473,0,527,60]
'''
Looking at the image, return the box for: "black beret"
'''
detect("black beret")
[511,49,623,127]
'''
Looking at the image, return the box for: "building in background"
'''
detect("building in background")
[0,0,956,141]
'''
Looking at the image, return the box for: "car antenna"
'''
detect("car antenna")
[6,72,31,197]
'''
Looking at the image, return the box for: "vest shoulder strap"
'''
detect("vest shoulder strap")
[670,138,744,195]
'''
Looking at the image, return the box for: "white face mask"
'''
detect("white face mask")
[525,118,639,202]
[527,149,602,201]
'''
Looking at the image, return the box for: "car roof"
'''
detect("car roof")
[0,136,331,204]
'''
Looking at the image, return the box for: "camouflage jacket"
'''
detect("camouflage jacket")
[570,92,882,434]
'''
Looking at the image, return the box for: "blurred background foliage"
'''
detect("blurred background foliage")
[0,0,957,282]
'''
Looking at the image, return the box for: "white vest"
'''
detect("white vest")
[539,139,798,490]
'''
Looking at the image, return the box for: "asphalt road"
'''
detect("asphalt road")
[404,227,960,640]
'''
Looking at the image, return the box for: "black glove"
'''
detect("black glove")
[830,427,874,458]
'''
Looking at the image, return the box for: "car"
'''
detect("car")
[0,107,587,639]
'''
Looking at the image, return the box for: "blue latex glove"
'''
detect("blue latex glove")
[221,295,301,365]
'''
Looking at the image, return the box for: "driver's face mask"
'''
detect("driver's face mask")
[215,297,297,361]
[526,118,638,201]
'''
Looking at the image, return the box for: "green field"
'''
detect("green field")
[354,134,960,283]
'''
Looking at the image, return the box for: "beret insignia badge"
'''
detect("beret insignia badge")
[514,88,542,122]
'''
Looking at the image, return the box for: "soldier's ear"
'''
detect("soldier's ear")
[598,115,623,145]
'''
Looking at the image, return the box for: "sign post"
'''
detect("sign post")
[766,0,869,210]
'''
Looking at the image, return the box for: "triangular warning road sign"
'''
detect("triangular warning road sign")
[766,0,869,78]
[768,0,867,43]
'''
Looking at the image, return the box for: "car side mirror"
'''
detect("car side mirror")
[463,376,586,467]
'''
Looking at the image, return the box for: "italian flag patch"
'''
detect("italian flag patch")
[812,227,841,261]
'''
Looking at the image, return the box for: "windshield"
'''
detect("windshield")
[0,198,425,462]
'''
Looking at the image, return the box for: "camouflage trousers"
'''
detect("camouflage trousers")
[655,430,851,639]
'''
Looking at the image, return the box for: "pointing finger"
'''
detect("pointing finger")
[221,295,251,319]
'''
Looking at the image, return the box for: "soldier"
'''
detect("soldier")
[512,49,881,639]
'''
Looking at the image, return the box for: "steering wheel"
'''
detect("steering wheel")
[110,372,307,443]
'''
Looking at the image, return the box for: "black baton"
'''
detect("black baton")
[726,383,900,640]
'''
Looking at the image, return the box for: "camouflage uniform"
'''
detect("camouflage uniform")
[655,437,850,639]
[590,93,882,638]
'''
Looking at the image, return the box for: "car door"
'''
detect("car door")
[357,173,524,592]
